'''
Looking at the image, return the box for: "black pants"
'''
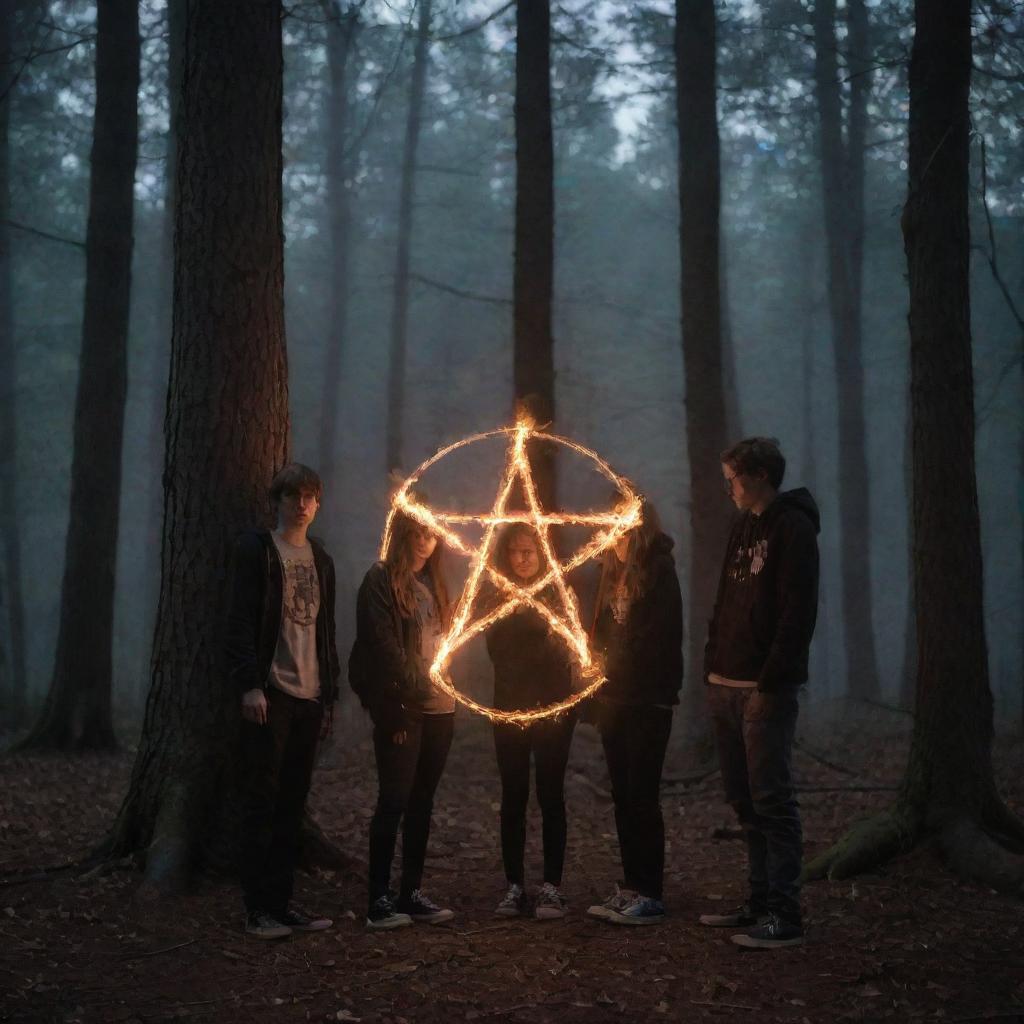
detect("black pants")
[707,684,802,924]
[238,686,323,915]
[368,713,454,907]
[493,715,576,887]
[600,703,673,900]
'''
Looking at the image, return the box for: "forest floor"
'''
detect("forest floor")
[1,705,1023,1024]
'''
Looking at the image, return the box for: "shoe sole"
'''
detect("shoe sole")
[699,916,759,928]
[409,910,454,924]
[586,906,614,920]
[606,912,665,926]
[535,908,566,920]
[289,921,333,932]
[494,908,522,918]
[365,915,413,930]
[731,934,804,949]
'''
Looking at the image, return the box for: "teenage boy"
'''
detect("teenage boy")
[699,437,819,949]
[225,463,341,939]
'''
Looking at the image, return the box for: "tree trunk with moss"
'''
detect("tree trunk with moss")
[805,0,1024,895]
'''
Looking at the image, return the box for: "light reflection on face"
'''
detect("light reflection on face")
[410,527,438,568]
[507,533,540,581]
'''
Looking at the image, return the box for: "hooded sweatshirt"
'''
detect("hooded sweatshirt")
[704,488,820,693]
[593,532,684,706]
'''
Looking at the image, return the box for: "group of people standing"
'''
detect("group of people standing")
[224,436,819,952]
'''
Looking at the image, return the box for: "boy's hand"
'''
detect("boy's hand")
[241,688,268,725]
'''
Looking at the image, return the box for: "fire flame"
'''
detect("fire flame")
[380,416,643,724]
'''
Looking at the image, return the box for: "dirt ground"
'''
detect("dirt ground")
[2,707,1023,1024]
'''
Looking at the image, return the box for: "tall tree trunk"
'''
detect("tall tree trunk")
[513,0,556,510]
[806,0,1024,893]
[105,0,289,890]
[22,0,139,751]
[0,0,28,727]
[317,1,358,508]
[385,0,431,474]
[675,0,730,738]
[899,403,916,710]
[137,0,184,707]
[812,0,880,702]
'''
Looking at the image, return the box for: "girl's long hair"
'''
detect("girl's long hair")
[593,495,664,622]
[493,522,544,585]
[385,511,451,624]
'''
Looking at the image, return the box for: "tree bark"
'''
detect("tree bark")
[136,0,184,707]
[21,0,139,751]
[513,0,556,511]
[675,0,730,737]
[106,0,289,889]
[385,0,431,474]
[317,1,359,505]
[0,0,28,727]
[812,0,880,702]
[805,0,1024,895]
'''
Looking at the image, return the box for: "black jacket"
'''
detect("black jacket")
[484,586,574,712]
[224,529,341,702]
[704,488,820,692]
[592,533,684,706]
[349,562,438,732]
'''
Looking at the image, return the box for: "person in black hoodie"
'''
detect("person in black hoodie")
[350,509,456,930]
[586,497,683,926]
[699,436,819,949]
[484,524,577,920]
[225,463,340,940]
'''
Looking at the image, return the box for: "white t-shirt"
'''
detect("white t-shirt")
[269,533,321,701]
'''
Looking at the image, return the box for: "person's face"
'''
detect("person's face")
[409,526,438,569]
[507,533,540,581]
[613,534,630,563]
[279,487,320,530]
[722,463,764,511]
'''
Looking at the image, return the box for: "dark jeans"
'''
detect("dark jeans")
[238,686,323,915]
[368,713,454,907]
[707,684,802,925]
[493,715,576,886]
[600,703,673,899]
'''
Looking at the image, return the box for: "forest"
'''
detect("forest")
[0,0,1022,1022]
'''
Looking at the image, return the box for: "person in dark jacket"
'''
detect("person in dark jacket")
[225,463,340,940]
[484,524,577,920]
[586,497,683,926]
[699,436,819,949]
[350,509,456,930]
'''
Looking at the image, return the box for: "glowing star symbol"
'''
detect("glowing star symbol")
[380,416,643,724]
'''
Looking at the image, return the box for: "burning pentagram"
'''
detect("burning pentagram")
[381,416,643,724]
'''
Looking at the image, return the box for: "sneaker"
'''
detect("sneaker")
[366,893,413,930]
[534,882,567,921]
[397,889,454,925]
[280,906,333,931]
[731,912,804,949]
[494,882,527,918]
[607,893,666,926]
[586,885,634,921]
[245,911,292,940]
[699,903,769,928]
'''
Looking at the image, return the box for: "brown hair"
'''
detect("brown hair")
[720,437,786,490]
[385,510,451,624]
[493,523,543,584]
[594,495,665,616]
[269,463,323,507]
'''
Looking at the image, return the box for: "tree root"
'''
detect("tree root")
[298,813,364,879]
[136,782,194,897]
[803,806,915,881]
[940,818,1024,897]
[983,799,1024,853]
